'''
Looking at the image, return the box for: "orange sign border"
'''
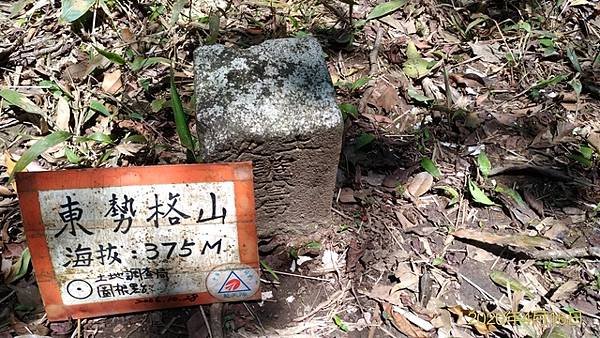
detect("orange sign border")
[16,162,260,321]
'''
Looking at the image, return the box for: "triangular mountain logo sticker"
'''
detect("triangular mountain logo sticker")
[218,271,252,293]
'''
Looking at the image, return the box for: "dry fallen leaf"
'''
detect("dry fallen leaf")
[406,172,433,198]
[55,96,71,131]
[489,270,535,299]
[550,280,579,301]
[366,80,401,112]
[523,190,544,217]
[395,209,416,229]
[468,42,502,63]
[383,303,429,338]
[452,228,556,249]
[587,128,600,153]
[339,187,357,203]
[421,77,444,100]
[102,69,123,94]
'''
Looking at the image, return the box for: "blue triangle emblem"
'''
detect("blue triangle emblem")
[218,271,252,293]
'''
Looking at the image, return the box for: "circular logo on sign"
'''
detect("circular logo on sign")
[206,264,260,301]
[66,279,93,300]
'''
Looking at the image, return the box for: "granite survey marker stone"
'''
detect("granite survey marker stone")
[194,37,343,236]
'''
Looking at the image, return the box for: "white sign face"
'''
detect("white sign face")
[17,162,259,321]
[39,182,243,305]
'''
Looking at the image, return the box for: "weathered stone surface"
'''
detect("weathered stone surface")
[194,37,343,237]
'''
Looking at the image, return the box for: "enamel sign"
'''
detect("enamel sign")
[16,162,260,321]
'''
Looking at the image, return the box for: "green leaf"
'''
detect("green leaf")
[260,260,279,281]
[10,131,71,181]
[495,184,525,206]
[65,148,81,164]
[6,248,31,284]
[432,257,444,266]
[94,46,126,65]
[332,315,349,332]
[580,145,593,159]
[10,0,33,17]
[305,241,321,249]
[339,103,358,119]
[437,186,459,206]
[206,12,220,45]
[534,75,566,89]
[420,157,441,178]
[407,88,433,103]
[566,47,582,73]
[366,0,407,21]
[477,151,491,177]
[151,98,166,113]
[569,78,582,97]
[403,41,435,79]
[538,37,555,48]
[489,270,534,299]
[350,77,370,91]
[516,20,531,33]
[355,133,375,149]
[464,16,489,36]
[89,100,110,116]
[130,56,171,72]
[534,259,570,271]
[61,0,96,22]
[76,132,112,144]
[170,72,196,159]
[572,154,592,167]
[0,88,45,116]
[170,0,187,25]
[468,179,496,206]
[406,40,420,59]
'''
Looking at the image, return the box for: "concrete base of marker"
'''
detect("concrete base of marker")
[194,38,343,237]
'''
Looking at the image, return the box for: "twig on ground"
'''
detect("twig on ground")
[294,289,346,322]
[199,305,212,338]
[271,269,332,282]
[524,246,600,260]
[243,302,265,334]
[160,316,178,335]
[0,289,15,304]
[331,207,353,220]
[209,303,224,338]
[369,25,383,75]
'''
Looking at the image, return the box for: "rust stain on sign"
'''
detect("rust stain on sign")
[16,162,260,321]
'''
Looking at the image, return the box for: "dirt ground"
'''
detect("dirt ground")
[1,0,600,337]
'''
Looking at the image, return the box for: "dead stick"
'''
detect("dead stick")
[369,25,384,75]
[525,246,600,260]
[209,303,224,338]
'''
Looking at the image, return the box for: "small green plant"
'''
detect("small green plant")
[432,257,445,266]
[468,179,496,206]
[339,103,358,119]
[420,157,441,178]
[571,144,594,167]
[332,314,349,332]
[289,247,299,260]
[260,260,279,281]
[437,186,459,206]
[477,151,491,177]
[305,241,321,249]
[342,76,370,91]
[338,223,350,233]
[149,3,166,21]
[534,259,570,272]
[9,131,72,181]
[170,71,197,162]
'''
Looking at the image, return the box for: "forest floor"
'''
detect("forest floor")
[1,0,600,337]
